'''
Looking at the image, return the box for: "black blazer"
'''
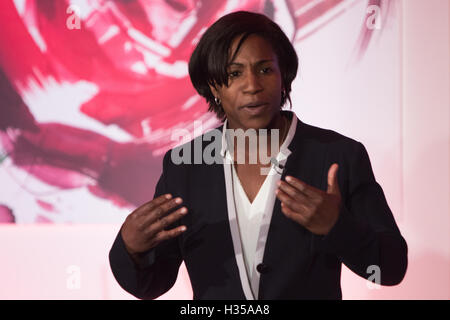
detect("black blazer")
[109,113,408,299]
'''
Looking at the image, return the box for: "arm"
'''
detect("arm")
[277,141,407,286]
[108,150,184,299]
[317,142,408,285]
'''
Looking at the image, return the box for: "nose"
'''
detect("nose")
[243,70,263,94]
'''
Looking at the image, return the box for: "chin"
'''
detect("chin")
[240,116,272,130]
[249,110,279,129]
[229,106,279,130]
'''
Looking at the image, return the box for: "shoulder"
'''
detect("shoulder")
[296,120,365,155]
[162,124,225,167]
[295,121,377,192]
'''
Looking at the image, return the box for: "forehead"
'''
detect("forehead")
[228,34,277,64]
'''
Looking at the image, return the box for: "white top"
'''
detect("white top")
[219,111,298,299]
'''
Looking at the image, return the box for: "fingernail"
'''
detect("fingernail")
[286,176,292,182]
[165,194,172,199]
[180,207,187,214]
[180,226,186,232]
[175,197,183,204]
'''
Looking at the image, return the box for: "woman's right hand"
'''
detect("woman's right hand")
[121,194,188,257]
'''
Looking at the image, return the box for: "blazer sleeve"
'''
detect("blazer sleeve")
[108,149,183,299]
[316,141,408,286]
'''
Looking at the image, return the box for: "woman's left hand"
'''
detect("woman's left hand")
[275,163,342,235]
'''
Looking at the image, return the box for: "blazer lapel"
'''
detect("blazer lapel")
[222,160,256,300]
[209,124,255,300]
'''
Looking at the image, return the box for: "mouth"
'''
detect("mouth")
[240,102,268,109]
[240,102,269,115]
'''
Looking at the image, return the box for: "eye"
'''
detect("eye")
[228,70,241,78]
[260,67,272,74]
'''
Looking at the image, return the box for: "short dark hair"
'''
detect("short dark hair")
[188,11,299,122]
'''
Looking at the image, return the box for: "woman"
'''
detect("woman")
[109,11,407,300]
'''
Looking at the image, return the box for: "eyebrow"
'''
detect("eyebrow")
[227,59,274,67]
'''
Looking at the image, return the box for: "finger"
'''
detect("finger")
[153,225,187,244]
[285,176,321,198]
[277,180,309,204]
[134,193,173,217]
[143,197,184,228]
[275,187,309,214]
[326,163,340,195]
[280,201,308,226]
[146,206,188,237]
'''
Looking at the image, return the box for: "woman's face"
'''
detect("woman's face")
[210,35,283,130]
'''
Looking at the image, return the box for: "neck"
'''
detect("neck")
[230,111,289,165]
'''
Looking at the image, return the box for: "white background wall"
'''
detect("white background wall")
[342,0,450,299]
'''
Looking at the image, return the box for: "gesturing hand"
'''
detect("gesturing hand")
[121,194,188,258]
[275,163,342,235]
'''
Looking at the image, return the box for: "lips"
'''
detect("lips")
[240,102,268,115]
[240,102,268,109]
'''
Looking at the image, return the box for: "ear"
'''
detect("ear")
[209,84,219,99]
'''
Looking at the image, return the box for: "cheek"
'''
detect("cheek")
[219,88,239,108]
[269,79,283,99]
[266,71,282,90]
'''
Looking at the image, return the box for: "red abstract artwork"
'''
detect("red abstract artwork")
[0,0,392,223]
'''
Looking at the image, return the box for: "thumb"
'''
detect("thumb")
[327,163,340,195]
